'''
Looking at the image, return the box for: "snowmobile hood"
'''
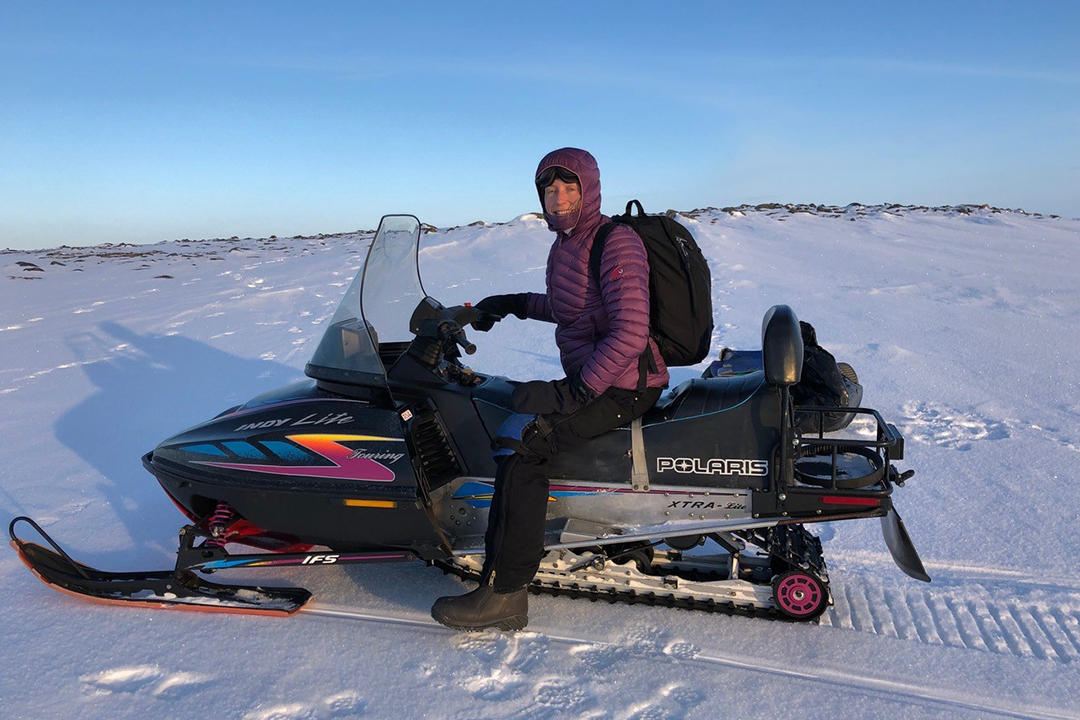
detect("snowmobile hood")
[535,148,603,237]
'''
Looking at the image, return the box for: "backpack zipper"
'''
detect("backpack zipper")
[676,237,697,314]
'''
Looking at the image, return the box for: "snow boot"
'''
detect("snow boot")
[431,585,529,631]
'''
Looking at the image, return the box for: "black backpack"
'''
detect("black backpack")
[590,200,713,367]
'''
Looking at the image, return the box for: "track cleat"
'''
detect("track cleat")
[431,584,528,632]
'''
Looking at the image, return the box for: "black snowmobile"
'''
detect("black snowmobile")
[10,214,929,622]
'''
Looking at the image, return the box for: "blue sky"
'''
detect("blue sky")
[1,1,1077,249]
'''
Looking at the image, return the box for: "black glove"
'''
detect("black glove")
[472,294,529,331]
[512,375,596,415]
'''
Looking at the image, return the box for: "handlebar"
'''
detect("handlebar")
[450,329,476,355]
[408,297,485,363]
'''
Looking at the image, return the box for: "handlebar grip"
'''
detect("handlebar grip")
[452,331,476,355]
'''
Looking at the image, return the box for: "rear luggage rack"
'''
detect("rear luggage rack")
[790,406,906,492]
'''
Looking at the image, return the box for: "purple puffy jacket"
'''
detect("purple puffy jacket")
[525,148,669,394]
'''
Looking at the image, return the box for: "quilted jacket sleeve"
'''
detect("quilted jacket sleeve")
[524,291,556,324]
[578,225,651,394]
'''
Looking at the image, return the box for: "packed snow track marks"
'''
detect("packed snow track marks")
[79,664,362,715]
[901,401,1010,450]
[318,614,705,720]
[532,678,592,715]
[32,498,92,526]
[80,665,211,697]
[307,604,1079,720]
[464,668,527,701]
[619,683,707,720]
[822,574,1080,663]
[242,691,366,720]
[1024,421,1080,455]
[449,632,600,717]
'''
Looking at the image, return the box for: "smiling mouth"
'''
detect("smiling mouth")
[552,208,578,216]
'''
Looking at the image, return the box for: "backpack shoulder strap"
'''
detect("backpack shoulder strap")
[590,201,646,285]
[590,213,654,392]
[589,221,618,288]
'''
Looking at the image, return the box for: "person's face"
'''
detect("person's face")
[544,178,581,216]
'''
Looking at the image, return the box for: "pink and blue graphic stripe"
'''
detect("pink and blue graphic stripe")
[190,434,403,482]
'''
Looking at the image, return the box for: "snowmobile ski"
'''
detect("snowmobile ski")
[9,517,412,615]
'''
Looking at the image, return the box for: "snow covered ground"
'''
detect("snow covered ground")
[2,204,1079,719]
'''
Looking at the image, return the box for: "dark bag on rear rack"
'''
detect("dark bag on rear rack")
[704,321,863,433]
[590,200,713,366]
[791,321,861,432]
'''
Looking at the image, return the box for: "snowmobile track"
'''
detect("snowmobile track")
[304,603,1080,720]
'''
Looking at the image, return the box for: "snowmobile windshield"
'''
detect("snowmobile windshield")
[305,214,426,387]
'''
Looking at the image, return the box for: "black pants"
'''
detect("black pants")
[482,386,662,591]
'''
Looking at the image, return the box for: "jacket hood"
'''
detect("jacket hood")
[535,147,602,236]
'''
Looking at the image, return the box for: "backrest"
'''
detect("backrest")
[761,305,804,386]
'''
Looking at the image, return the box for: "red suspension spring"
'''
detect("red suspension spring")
[204,501,236,548]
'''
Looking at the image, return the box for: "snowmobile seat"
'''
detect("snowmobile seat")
[638,303,802,426]
[474,367,769,435]
[641,373,765,424]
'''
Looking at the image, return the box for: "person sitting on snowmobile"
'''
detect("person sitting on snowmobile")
[431,147,669,631]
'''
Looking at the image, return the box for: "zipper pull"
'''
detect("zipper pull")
[676,237,691,260]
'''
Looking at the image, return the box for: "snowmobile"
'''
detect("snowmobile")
[10,214,929,623]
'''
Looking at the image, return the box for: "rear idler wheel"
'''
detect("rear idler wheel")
[771,570,828,621]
